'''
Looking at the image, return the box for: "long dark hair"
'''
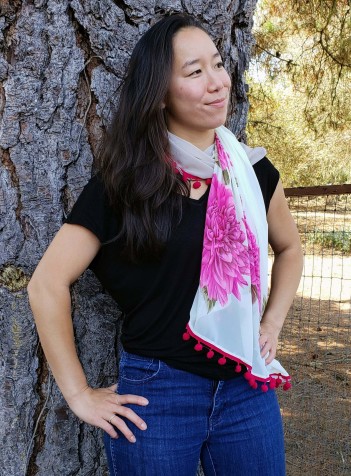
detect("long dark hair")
[99,14,206,261]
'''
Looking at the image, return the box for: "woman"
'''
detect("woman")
[28,14,303,476]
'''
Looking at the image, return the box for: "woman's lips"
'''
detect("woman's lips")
[206,97,227,108]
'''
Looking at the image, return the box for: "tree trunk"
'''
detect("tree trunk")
[0,1,257,474]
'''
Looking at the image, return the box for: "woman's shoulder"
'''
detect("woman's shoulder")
[253,156,279,183]
[252,154,277,170]
[79,172,106,196]
[64,172,117,243]
[252,157,280,213]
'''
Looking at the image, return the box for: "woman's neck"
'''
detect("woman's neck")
[167,127,215,150]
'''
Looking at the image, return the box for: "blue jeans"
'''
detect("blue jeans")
[104,350,286,476]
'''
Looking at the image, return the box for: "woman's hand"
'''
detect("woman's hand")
[67,385,149,442]
[258,322,281,365]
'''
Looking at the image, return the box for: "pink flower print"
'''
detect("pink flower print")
[201,175,250,307]
[243,216,261,310]
[215,136,232,170]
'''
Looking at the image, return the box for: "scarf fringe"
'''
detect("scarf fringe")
[183,325,292,392]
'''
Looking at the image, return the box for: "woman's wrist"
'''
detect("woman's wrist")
[63,382,91,405]
[260,312,284,335]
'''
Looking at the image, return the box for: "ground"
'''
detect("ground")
[274,195,350,475]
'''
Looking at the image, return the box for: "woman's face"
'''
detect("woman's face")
[165,27,231,148]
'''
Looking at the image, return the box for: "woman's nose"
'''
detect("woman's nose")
[207,71,225,92]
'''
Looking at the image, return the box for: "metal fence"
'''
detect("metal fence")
[276,184,351,476]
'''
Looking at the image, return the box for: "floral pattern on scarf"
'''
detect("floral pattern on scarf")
[243,215,262,311]
[200,174,250,310]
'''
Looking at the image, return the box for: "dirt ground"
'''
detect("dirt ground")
[274,253,350,475]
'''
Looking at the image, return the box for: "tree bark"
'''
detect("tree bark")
[0,1,258,474]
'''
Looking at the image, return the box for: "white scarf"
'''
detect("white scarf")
[169,126,291,391]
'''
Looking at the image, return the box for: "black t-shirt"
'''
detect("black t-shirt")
[65,157,279,380]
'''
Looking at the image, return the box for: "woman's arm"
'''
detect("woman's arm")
[28,223,148,442]
[259,180,303,364]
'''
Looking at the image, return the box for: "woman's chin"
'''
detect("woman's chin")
[202,119,227,131]
[203,112,228,130]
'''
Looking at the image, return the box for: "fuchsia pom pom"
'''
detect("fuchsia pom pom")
[218,356,227,365]
[207,350,214,359]
[182,332,190,341]
[283,381,292,391]
[194,342,203,351]
[235,363,242,373]
[244,371,252,380]
[269,380,276,389]
[275,377,282,387]
[193,181,201,189]
[249,380,258,389]
[261,383,269,392]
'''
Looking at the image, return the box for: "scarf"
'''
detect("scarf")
[169,126,291,391]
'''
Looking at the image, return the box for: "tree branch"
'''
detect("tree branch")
[255,44,297,66]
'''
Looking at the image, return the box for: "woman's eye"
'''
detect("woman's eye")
[216,61,224,69]
[189,69,202,76]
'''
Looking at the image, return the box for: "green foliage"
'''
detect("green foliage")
[261,20,278,34]
[247,0,351,186]
[307,230,351,253]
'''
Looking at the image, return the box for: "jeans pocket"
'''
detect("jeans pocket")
[119,351,161,384]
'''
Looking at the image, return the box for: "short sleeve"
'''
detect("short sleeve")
[252,157,280,213]
[64,174,118,243]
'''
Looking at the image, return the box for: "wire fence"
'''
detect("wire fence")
[275,185,351,476]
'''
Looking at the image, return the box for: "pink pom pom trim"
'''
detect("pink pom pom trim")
[244,371,252,380]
